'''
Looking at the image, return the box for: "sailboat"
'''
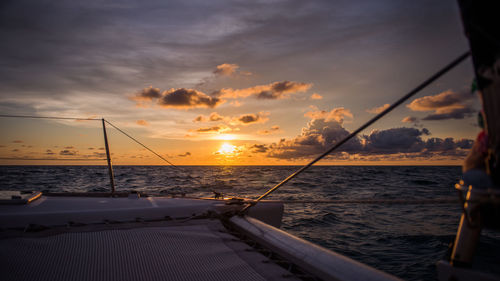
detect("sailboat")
[0,1,498,280]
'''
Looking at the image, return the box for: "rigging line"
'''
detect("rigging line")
[104,120,178,168]
[242,50,471,213]
[0,114,100,121]
[249,198,460,205]
[0,158,106,161]
[103,119,203,186]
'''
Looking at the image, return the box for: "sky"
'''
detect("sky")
[0,0,480,165]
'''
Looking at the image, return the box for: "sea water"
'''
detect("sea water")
[1,165,499,281]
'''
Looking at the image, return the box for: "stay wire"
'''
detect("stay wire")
[0,114,100,121]
[104,119,203,186]
[242,50,471,213]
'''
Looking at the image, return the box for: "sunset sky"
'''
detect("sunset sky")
[0,0,480,165]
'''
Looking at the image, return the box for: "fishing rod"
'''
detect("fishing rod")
[241,50,471,213]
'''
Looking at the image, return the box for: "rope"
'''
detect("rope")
[242,51,471,213]
[0,158,106,161]
[0,114,100,121]
[257,198,459,205]
[103,119,203,186]
[104,120,178,167]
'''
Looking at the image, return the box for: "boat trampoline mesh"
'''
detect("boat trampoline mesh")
[0,223,274,281]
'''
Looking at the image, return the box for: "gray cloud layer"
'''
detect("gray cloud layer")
[265,110,472,160]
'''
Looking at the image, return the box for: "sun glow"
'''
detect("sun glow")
[217,143,237,155]
[214,134,237,141]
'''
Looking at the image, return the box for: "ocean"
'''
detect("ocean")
[1,165,499,281]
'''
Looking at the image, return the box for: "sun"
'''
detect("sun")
[217,143,237,155]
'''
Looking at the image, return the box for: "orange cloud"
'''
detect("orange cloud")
[366,103,390,114]
[304,107,353,122]
[213,63,239,76]
[136,119,149,126]
[310,93,323,100]
[401,116,417,123]
[213,81,312,99]
[407,90,475,120]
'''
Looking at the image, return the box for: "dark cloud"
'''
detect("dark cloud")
[158,88,222,109]
[422,107,475,120]
[194,126,230,133]
[59,149,77,156]
[401,116,417,123]
[237,113,267,125]
[267,108,471,160]
[178,152,191,157]
[268,115,361,159]
[135,86,161,101]
[362,128,428,154]
[250,144,269,153]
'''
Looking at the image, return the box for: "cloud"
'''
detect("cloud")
[250,144,269,153]
[366,103,390,114]
[46,149,55,155]
[266,106,471,160]
[193,115,205,122]
[158,88,222,109]
[232,112,269,125]
[401,116,417,123]
[362,127,429,154]
[193,125,231,134]
[134,86,162,101]
[60,149,77,156]
[64,146,74,149]
[422,107,476,120]
[304,107,353,122]
[213,63,239,76]
[136,119,149,126]
[12,140,23,143]
[258,125,280,135]
[193,112,226,123]
[310,93,323,100]
[209,112,225,121]
[268,109,361,159]
[407,90,475,120]
[133,87,223,109]
[178,152,191,157]
[213,81,312,100]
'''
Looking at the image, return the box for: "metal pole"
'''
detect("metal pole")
[102,118,116,193]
